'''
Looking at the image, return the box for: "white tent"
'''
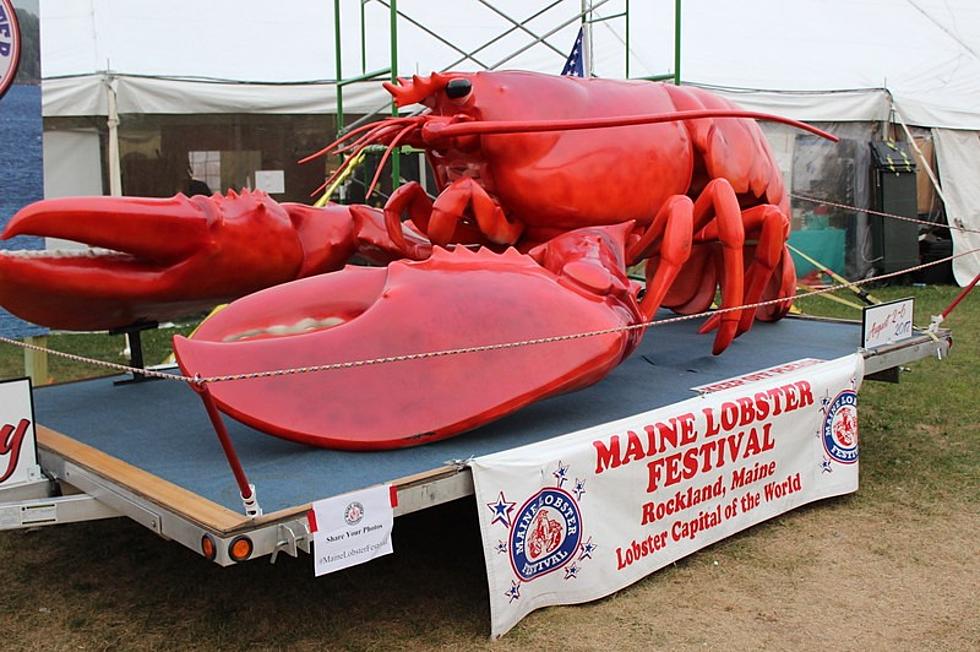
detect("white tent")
[40,0,980,284]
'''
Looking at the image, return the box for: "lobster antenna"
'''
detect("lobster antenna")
[298,116,420,165]
[424,109,839,143]
[365,123,418,199]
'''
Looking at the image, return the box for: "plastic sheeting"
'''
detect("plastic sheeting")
[759,121,876,278]
[933,129,980,285]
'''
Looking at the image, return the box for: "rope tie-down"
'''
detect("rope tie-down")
[1,244,975,516]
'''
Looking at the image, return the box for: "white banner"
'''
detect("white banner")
[472,354,864,638]
[0,378,40,489]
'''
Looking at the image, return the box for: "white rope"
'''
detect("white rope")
[1,246,973,386]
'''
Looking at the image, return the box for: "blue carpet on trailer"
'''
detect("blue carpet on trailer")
[32,317,861,514]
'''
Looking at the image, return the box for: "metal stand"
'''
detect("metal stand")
[192,381,263,517]
[109,321,159,386]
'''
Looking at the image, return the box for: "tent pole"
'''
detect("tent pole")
[625,0,630,78]
[581,1,593,77]
[390,0,400,190]
[674,0,681,85]
[105,75,122,196]
[334,0,344,137]
[361,0,367,73]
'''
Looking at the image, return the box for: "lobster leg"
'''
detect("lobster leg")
[700,204,791,335]
[690,179,745,355]
[737,205,791,333]
[627,196,695,319]
[426,177,524,246]
[383,181,485,255]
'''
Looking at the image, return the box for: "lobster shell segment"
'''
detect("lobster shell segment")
[174,242,639,450]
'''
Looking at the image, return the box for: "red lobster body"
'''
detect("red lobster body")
[421,73,786,239]
[0,71,836,450]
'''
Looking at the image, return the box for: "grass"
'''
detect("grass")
[0,283,976,650]
[0,323,195,383]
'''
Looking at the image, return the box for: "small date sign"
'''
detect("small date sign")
[862,297,914,349]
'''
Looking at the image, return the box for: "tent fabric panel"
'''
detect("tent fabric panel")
[933,128,980,286]
[43,75,108,117]
[704,87,890,123]
[43,75,392,117]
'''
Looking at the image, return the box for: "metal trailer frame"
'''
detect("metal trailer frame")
[0,318,952,569]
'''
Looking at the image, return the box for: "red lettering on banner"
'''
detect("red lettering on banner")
[594,413,697,475]
[645,424,773,492]
[615,530,669,569]
[795,380,814,408]
[0,418,30,484]
[703,407,720,438]
[594,381,813,479]
[593,437,621,474]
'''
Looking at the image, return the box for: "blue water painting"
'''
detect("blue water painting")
[0,83,48,338]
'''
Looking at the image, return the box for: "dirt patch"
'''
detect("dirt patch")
[0,487,976,651]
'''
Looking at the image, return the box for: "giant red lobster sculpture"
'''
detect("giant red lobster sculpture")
[0,71,835,449]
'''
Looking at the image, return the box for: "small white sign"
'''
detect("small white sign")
[691,358,826,394]
[310,484,394,576]
[0,378,40,488]
[862,298,914,349]
[254,170,285,194]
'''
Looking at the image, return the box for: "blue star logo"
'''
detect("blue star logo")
[564,563,580,580]
[573,478,586,500]
[553,461,569,488]
[579,536,597,560]
[487,491,516,528]
[495,540,508,554]
[506,580,521,603]
[821,458,833,474]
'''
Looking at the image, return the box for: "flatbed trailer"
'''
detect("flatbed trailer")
[0,315,951,568]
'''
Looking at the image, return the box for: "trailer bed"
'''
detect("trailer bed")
[10,315,949,565]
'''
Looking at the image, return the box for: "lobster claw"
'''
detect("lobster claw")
[0,191,402,330]
[173,224,644,450]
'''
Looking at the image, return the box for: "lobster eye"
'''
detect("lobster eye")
[445,78,472,99]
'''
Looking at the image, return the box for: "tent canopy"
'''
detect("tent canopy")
[40,0,980,129]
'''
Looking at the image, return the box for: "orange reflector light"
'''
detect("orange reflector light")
[229,535,253,562]
[201,534,217,561]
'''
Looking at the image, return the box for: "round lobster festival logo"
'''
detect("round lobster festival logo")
[822,390,858,464]
[344,501,364,526]
[509,486,582,581]
[0,0,21,100]
[487,462,595,603]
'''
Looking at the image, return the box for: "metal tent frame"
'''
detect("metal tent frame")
[328,0,684,191]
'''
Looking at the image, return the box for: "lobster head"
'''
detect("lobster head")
[383,72,481,114]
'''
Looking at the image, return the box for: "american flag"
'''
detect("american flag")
[561,26,585,76]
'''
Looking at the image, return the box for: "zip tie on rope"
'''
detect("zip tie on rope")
[0,246,975,387]
[790,193,980,235]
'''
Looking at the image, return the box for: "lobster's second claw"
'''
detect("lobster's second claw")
[0,191,374,331]
[174,229,643,450]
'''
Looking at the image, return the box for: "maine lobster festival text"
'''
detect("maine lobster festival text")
[591,381,814,570]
